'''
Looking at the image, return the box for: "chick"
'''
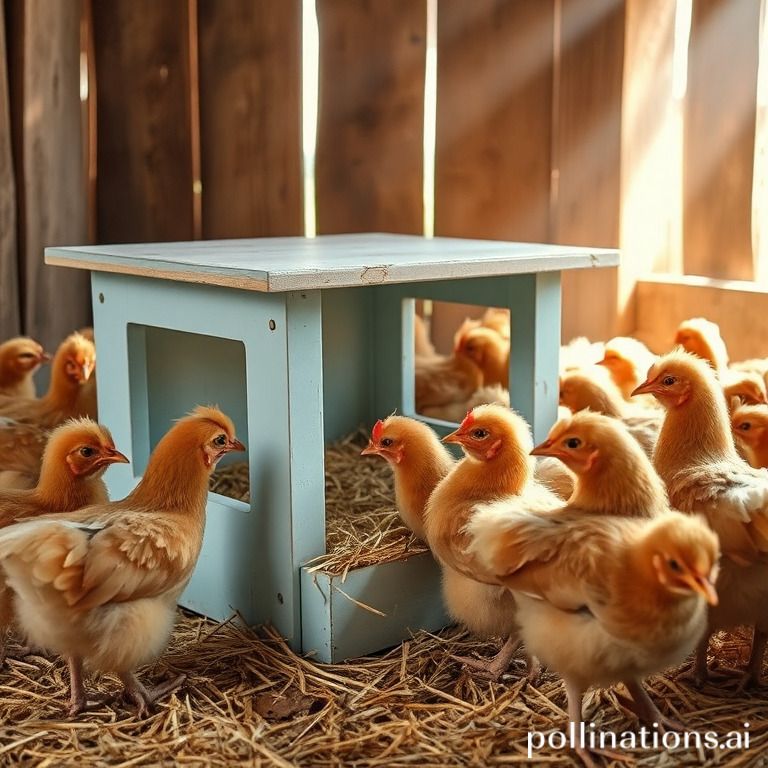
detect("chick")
[74,327,98,420]
[0,418,128,663]
[361,416,453,540]
[454,327,510,388]
[415,353,483,412]
[0,337,50,398]
[425,405,562,679]
[531,410,669,518]
[732,404,768,468]
[420,383,509,424]
[598,336,657,400]
[452,307,511,349]
[721,369,767,408]
[0,406,244,715]
[466,506,718,763]
[559,368,661,457]
[0,332,95,429]
[634,350,768,686]
[361,414,522,680]
[0,417,49,483]
[674,317,729,373]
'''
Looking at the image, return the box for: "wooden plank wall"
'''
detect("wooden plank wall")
[315,0,426,235]
[7,0,91,350]
[683,0,761,280]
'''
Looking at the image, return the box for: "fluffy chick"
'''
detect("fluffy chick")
[731,404,768,469]
[454,327,510,388]
[531,410,669,518]
[361,416,453,540]
[425,404,561,679]
[0,332,96,429]
[634,350,768,686]
[0,406,244,715]
[415,354,483,412]
[674,317,729,373]
[0,337,50,399]
[466,507,718,763]
[722,369,767,408]
[0,419,127,663]
[598,336,657,400]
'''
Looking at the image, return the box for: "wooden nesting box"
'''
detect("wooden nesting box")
[46,233,617,663]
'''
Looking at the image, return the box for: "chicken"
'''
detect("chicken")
[559,336,605,374]
[0,337,50,398]
[634,350,768,686]
[721,369,767,407]
[0,418,128,663]
[415,353,483,412]
[361,413,523,680]
[466,506,718,764]
[454,327,510,388]
[732,404,768,468]
[0,332,95,429]
[424,405,562,679]
[361,416,453,540]
[420,383,509,424]
[74,327,98,420]
[530,410,669,518]
[0,417,49,481]
[674,317,729,373]
[452,307,511,349]
[0,406,245,715]
[559,367,661,457]
[598,336,657,400]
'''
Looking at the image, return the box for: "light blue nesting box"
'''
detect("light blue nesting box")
[46,234,618,663]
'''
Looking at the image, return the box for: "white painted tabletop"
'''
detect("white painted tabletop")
[45,233,619,293]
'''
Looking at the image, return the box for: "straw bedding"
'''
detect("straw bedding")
[0,432,766,765]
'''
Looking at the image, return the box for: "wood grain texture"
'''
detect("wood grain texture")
[315,0,426,234]
[0,5,20,339]
[435,0,555,241]
[684,0,760,280]
[555,0,625,342]
[618,0,682,333]
[9,0,90,349]
[92,0,195,242]
[198,0,302,238]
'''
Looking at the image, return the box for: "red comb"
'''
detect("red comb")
[372,419,384,441]
[459,411,475,430]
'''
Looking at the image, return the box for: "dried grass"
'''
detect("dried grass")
[1,434,763,765]
[0,617,765,766]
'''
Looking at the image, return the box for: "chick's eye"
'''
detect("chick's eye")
[740,422,752,431]
[213,434,227,447]
[79,446,94,458]
[380,437,394,447]
[471,428,489,439]
[668,558,682,572]
[17,352,35,359]
[662,376,677,386]
[565,437,581,449]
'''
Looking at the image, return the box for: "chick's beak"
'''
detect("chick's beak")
[442,428,465,445]
[595,357,608,366]
[685,573,719,606]
[39,351,52,364]
[228,438,246,453]
[530,439,556,458]
[103,448,130,465]
[360,440,380,456]
[631,376,659,397]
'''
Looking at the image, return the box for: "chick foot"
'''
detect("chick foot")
[66,656,113,716]
[676,641,710,687]
[451,635,520,681]
[119,672,186,717]
[622,680,684,733]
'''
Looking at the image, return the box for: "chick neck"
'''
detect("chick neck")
[33,464,106,511]
[42,356,82,411]
[454,441,534,500]
[128,437,211,514]
[569,447,667,518]
[653,378,739,481]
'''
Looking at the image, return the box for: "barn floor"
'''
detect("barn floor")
[0,613,765,767]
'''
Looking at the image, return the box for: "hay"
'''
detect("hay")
[0,615,765,766]
[210,430,429,577]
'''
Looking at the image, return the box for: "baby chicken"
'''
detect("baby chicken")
[454,327,510,388]
[361,416,454,540]
[0,417,49,483]
[415,354,483,412]
[0,337,50,398]
[634,350,768,686]
[361,413,522,680]
[721,369,767,407]
[531,410,669,518]
[466,506,718,763]
[559,368,661,457]
[732,404,768,468]
[0,406,244,715]
[598,336,657,400]
[0,418,128,663]
[674,317,729,373]
[425,405,562,679]
[0,332,95,429]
